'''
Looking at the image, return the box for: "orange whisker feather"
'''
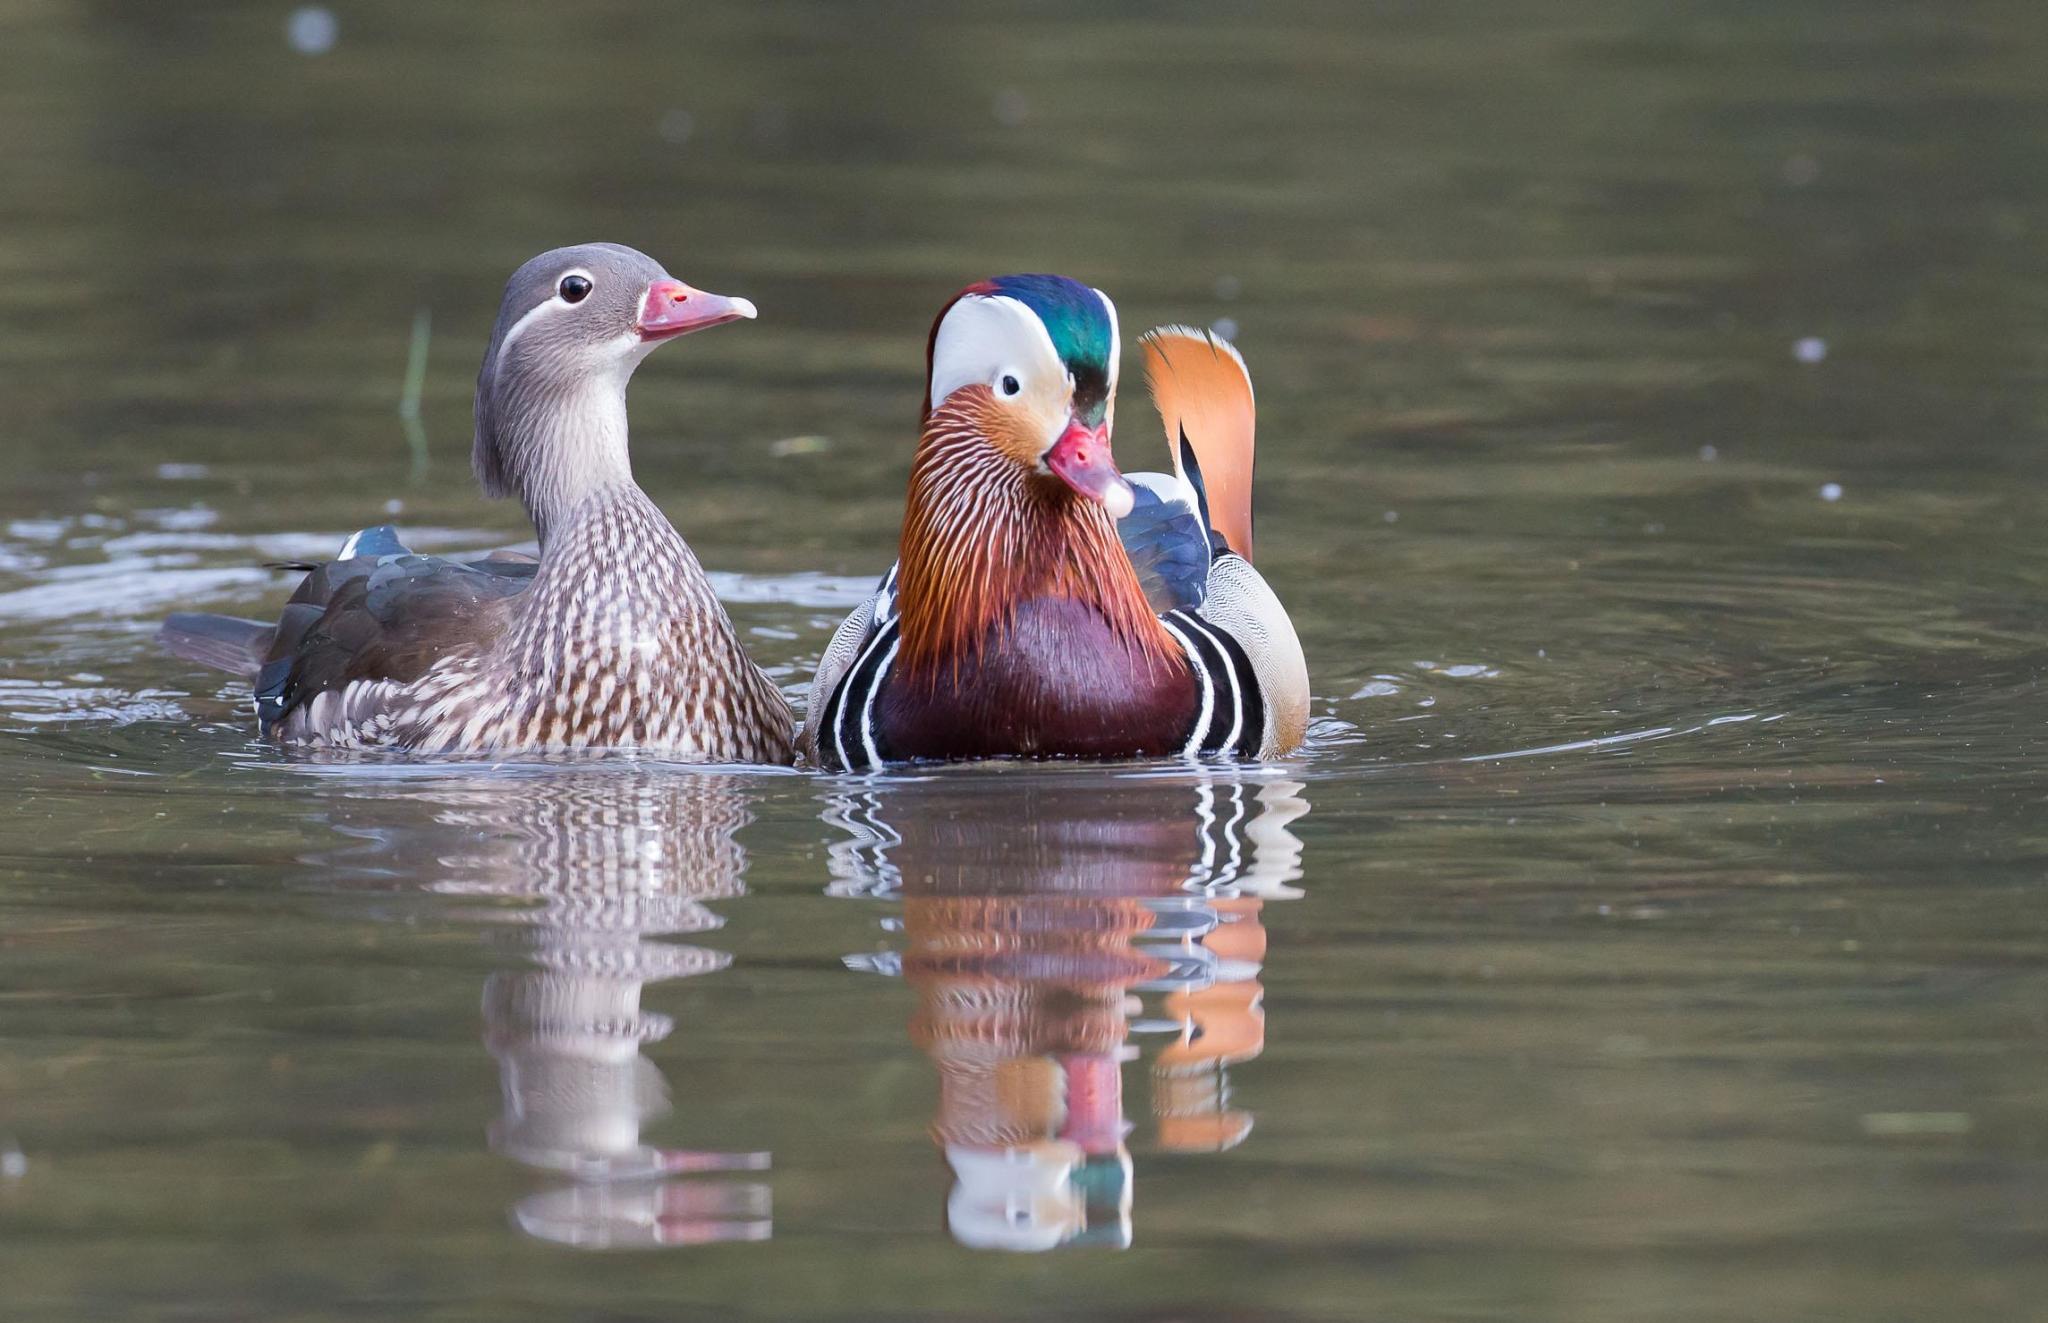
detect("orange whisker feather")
[896,389,1178,685]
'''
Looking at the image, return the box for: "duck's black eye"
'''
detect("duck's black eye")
[1000,374,1021,396]
[558,274,592,304]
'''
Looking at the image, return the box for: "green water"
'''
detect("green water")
[4,2,2048,1319]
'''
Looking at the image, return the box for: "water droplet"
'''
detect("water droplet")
[1211,317,1239,341]
[1819,482,1843,502]
[285,6,338,55]
[992,89,1029,127]
[1698,444,1718,462]
[1794,336,1828,364]
[658,108,696,145]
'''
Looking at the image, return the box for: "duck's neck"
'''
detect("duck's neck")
[501,380,637,552]
[498,377,738,668]
[895,400,1179,682]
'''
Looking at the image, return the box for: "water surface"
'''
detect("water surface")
[4,3,2048,1320]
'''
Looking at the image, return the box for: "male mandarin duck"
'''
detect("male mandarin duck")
[802,274,1309,770]
[160,243,796,762]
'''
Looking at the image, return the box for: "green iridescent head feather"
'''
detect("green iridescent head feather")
[974,274,1117,424]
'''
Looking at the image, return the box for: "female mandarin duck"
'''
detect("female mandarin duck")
[161,243,796,762]
[803,274,1308,770]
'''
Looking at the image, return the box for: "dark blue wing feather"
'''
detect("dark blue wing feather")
[1118,475,1212,614]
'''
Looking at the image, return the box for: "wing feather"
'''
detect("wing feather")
[1117,473,1213,614]
[256,553,529,729]
[1140,326,1257,561]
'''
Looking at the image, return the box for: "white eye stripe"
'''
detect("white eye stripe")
[1093,286,1120,398]
[929,295,1063,410]
[494,268,602,366]
[495,297,569,366]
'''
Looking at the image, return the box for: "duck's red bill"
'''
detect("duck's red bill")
[1046,420,1134,518]
[638,280,758,340]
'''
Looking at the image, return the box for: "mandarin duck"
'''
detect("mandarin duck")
[160,243,795,762]
[803,275,1309,770]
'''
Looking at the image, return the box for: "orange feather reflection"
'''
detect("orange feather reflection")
[829,774,1306,1251]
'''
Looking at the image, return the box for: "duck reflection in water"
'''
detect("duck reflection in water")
[830,773,1306,1252]
[421,767,772,1249]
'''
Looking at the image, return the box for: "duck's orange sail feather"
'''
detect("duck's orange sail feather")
[1140,327,1257,561]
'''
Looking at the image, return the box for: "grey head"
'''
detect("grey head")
[471,242,756,526]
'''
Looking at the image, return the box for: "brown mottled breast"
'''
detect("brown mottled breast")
[875,596,1198,761]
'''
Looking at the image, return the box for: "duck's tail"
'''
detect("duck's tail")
[1140,326,1257,561]
[159,613,274,678]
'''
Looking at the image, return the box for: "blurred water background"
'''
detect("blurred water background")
[3,2,2047,1320]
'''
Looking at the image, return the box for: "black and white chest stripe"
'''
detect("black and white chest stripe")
[818,566,901,772]
[821,617,901,772]
[1160,608,1265,760]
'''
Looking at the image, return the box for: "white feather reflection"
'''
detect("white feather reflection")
[423,770,772,1249]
